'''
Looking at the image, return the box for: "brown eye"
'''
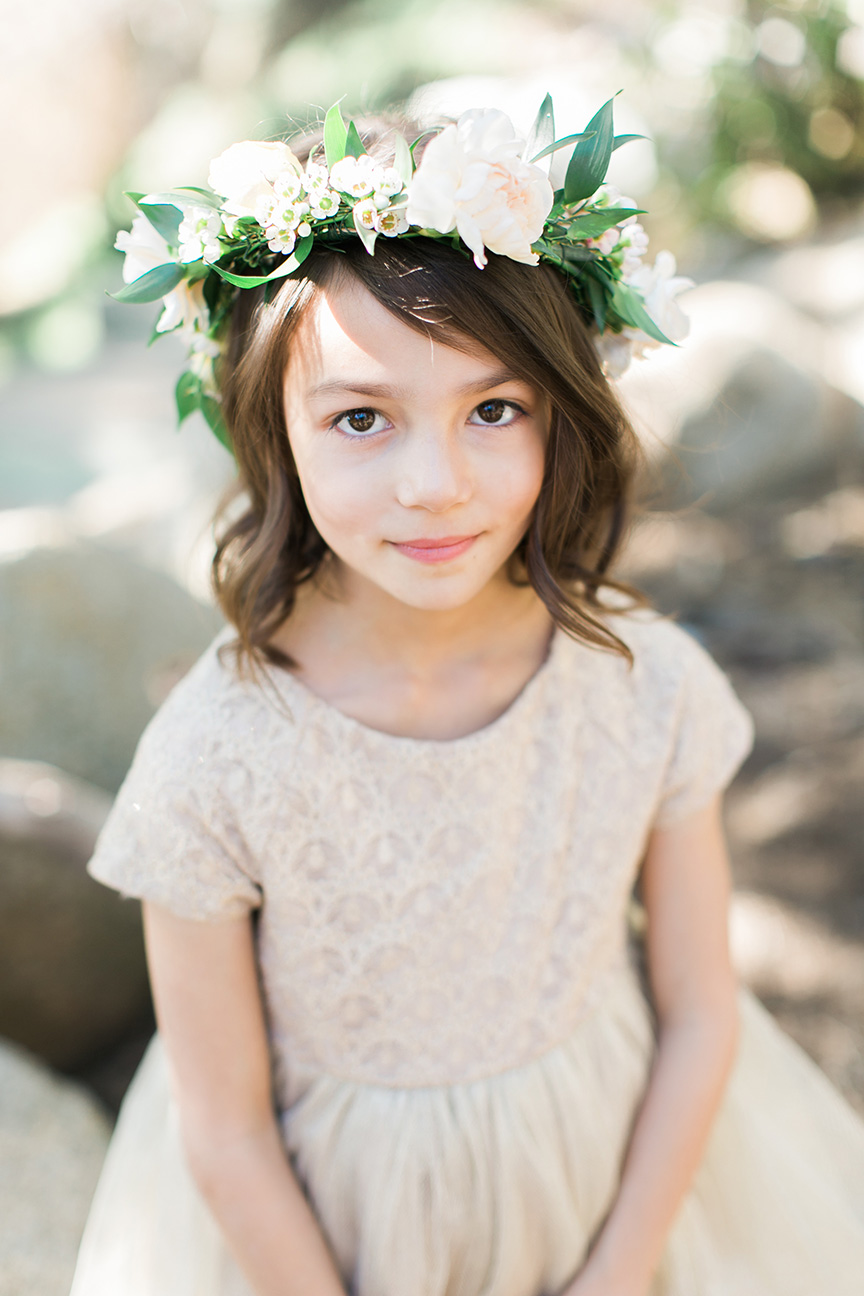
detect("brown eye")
[469,400,522,426]
[334,408,389,437]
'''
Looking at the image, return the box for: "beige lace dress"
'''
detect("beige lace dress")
[71,610,864,1296]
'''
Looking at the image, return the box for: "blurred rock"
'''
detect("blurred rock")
[0,541,222,794]
[0,759,151,1071]
[663,347,864,511]
[0,1039,109,1296]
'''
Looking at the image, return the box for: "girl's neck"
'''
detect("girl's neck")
[270,557,556,741]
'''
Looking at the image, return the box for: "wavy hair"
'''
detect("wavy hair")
[211,122,648,676]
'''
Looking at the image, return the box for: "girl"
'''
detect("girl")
[72,101,864,1296]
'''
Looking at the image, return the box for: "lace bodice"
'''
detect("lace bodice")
[88,610,753,1101]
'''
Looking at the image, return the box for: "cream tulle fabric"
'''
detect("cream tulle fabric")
[72,611,864,1295]
[70,947,864,1296]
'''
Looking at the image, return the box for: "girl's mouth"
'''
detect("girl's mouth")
[390,535,479,564]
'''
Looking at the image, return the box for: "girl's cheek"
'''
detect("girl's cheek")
[298,449,385,542]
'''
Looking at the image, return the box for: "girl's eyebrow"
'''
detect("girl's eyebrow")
[307,368,527,400]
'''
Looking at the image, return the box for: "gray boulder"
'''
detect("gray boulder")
[0,760,151,1070]
[0,540,222,794]
[0,1039,109,1296]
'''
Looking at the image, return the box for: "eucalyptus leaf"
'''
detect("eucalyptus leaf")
[565,206,646,239]
[142,187,221,210]
[110,262,184,304]
[211,234,314,287]
[586,276,607,332]
[610,280,672,344]
[324,103,348,168]
[344,120,366,159]
[530,131,595,165]
[525,94,554,164]
[137,201,183,245]
[201,396,232,452]
[564,95,618,205]
[176,371,203,423]
[611,133,646,152]
[393,132,414,187]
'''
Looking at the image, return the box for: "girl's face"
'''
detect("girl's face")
[282,275,547,613]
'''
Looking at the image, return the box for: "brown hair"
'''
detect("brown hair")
[212,122,648,675]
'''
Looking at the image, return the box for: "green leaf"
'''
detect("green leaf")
[530,131,595,165]
[612,133,646,152]
[110,262,184,304]
[324,103,348,168]
[586,275,607,332]
[124,191,145,204]
[393,132,414,187]
[525,93,555,164]
[609,280,672,344]
[141,187,222,210]
[176,371,203,423]
[564,95,618,205]
[565,206,646,239]
[344,120,366,159]
[201,396,233,453]
[137,200,183,245]
[211,233,314,287]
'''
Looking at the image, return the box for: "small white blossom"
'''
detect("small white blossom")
[626,250,693,344]
[619,222,650,279]
[588,227,620,256]
[115,214,174,282]
[594,331,636,379]
[304,162,330,190]
[406,108,553,269]
[177,206,223,264]
[330,156,376,197]
[308,188,340,218]
[375,166,404,197]
[273,172,304,203]
[376,207,410,237]
[352,197,378,230]
[297,221,311,237]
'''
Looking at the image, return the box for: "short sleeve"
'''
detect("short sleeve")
[654,631,755,828]
[87,707,262,921]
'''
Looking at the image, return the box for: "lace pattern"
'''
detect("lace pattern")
[88,611,753,1095]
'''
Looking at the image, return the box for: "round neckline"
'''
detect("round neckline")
[265,624,562,749]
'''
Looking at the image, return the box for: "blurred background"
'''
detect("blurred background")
[1,0,863,1291]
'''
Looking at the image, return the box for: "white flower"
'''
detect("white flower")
[330,155,381,198]
[352,197,378,230]
[208,140,301,218]
[594,331,636,379]
[308,187,340,218]
[273,172,304,203]
[376,206,410,237]
[156,278,209,336]
[304,162,330,190]
[589,227,620,256]
[177,205,223,264]
[115,214,174,283]
[405,109,554,269]
[626,250,693,344]
[375,166,404,198]
[619,222,650,279]
[267,229,297,255]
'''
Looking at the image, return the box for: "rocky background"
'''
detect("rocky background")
[2,1,863,1293]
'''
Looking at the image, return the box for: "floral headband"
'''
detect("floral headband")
[114,95,692,451]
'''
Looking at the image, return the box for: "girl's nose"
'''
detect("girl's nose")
[394,426,472,512]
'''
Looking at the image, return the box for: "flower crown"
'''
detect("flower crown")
[114,95,692,451]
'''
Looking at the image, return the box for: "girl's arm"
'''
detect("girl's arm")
[563,796,740,1296]
[142,902,346,1296]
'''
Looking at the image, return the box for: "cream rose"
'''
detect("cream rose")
[208,140,302,219]
[405,109,554,269]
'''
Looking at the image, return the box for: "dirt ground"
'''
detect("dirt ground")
[622,456,864,1114]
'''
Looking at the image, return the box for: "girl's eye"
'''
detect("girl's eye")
[333,408,390,437]
[468,399,524,427]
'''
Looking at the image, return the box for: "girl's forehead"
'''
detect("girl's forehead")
[285,276,529,397]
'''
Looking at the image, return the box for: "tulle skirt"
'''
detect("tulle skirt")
[69,951,864,1296]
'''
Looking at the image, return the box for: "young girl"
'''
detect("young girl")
[72,100,864,1296]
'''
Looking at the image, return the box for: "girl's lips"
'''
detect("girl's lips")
[390,535,478,563]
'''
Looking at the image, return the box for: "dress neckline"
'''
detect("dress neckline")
[263,623,563,749]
